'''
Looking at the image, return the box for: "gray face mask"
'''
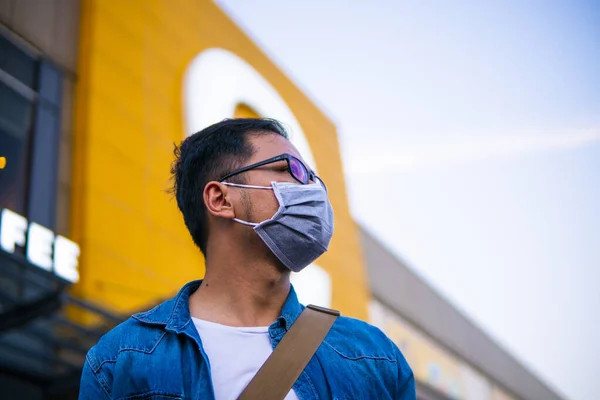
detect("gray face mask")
[223,181,334,272]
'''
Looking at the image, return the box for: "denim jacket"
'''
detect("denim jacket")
[79,281,415,399]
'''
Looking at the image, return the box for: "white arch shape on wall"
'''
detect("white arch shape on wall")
[184,48,317,172]
[183,48,330,308]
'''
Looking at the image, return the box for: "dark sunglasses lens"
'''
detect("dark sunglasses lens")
[289,157,309,184]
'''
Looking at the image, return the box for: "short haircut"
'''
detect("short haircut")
[170,118,289,255]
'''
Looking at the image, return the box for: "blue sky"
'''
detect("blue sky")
[215,1,600,399]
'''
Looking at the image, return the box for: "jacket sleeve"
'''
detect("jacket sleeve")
[394,346,416,400]
[397,370,416,400]
[79,360,111,400]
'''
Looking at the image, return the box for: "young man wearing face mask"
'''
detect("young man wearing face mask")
[79,118,415,400]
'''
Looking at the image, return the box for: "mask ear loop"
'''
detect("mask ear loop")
[222,182,275,226]
[233,218,259,227]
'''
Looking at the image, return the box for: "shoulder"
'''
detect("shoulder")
[327,315,412,375]
[85,306,168,374]
[327,316,397,357]
[80,299,185,399]
[325,316,414,395]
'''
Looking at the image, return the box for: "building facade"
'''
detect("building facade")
[0,1,562,399]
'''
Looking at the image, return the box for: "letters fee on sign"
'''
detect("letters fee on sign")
[0,208,80,283]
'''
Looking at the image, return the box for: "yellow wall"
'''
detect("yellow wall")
[72,0,370,320]
[234,104,261,119]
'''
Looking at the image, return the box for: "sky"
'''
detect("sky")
[214,1,600,399]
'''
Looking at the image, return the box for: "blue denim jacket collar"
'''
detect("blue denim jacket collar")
[132,279,304,332]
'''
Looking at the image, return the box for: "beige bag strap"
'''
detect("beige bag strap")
[237,304,340,400]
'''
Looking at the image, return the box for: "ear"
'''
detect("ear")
[204,182,236,219]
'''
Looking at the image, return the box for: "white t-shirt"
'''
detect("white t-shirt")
[193,317,300,400]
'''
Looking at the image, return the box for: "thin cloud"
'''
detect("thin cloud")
[346,127,600,176]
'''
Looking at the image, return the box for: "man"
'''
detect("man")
[79,118,415,399]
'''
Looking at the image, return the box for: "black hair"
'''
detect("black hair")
[170,118,289,255]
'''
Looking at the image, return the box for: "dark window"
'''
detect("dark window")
[0,31,62,229]
[0,79,34,216]
[0,34,37,89]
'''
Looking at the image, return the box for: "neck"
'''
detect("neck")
[189,240,290,327]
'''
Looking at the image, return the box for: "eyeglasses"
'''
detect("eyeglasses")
[219,153,325,188]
